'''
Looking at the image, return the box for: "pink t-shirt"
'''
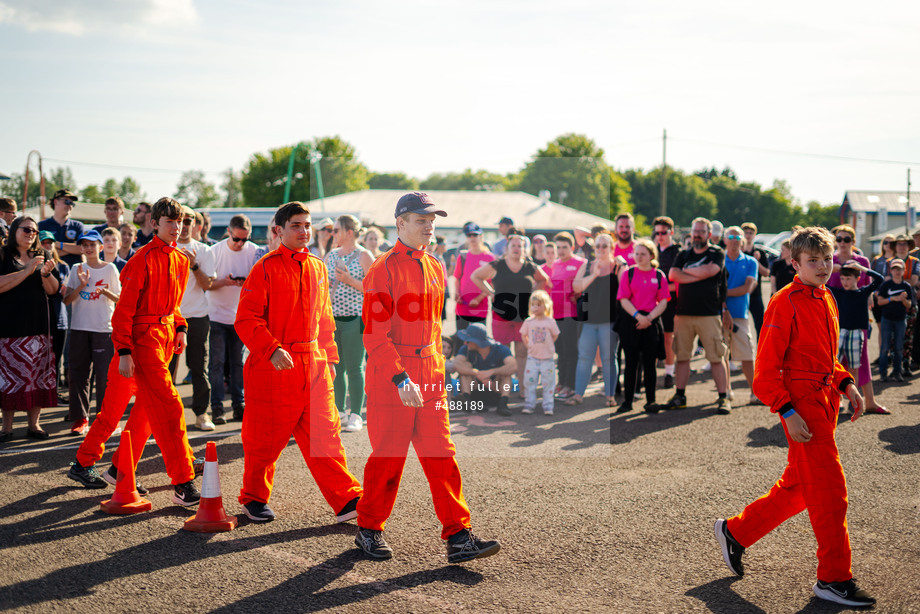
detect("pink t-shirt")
[617,266,670,313]
[453,251,496,318]
[549,256,587,319]
[614,242,636,266]
[520,316,560,360]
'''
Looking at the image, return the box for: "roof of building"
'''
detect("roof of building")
[842,190,920,214]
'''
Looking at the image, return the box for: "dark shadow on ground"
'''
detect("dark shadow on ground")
[0,523,358,610]
[746,422,787,449]
[685,577,766,614]
[211,552,482,613]
[877,423,920,455]
[609,405,716,445]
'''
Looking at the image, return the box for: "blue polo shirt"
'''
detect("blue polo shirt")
[38,216,86,267]
[458,341,512,370]
[724,252,758,319]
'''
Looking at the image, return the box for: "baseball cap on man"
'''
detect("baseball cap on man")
[395,192,446,218]
[498,216,514,226]
[456,322,493,347]
[77,230,103,244]
[462,221,483,236]
[52,188,78,202]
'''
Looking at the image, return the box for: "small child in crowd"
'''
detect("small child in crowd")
[875,258,917,382]
[715,226,875,608]
[519,290,559,415]
[828,261,884,409]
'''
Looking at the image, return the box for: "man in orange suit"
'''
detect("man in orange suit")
[234,201,362,523]
[354,192,501,563]
[714,226,875,608]
[67,197,201,507]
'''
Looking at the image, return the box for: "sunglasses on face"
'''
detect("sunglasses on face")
[19,227,38,235]
[836,236,853,243]
[726,234,742,241]
[182,219,193,226]
[230,236,249,243]
[654,231,669,236]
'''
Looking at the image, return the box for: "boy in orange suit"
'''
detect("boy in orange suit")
[354,192,500,563]
[68,197,200,506]
[234,201,362,523]
[714,226,875,607]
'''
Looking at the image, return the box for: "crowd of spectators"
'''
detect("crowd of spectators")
[1,190,919,443]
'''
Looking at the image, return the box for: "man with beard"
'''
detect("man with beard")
[665,217,731,414]
[613,213,636,266]
[132,202,156,248]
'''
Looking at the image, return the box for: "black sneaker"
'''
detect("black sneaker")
[232,404,245,421]
[172,480,200,506]
[67,462,109,489]
[496,397,512,416]
[644,401,660,414]
[243,500,275,522]
[665,393,687,410]
[615,402,633,414]
[716,397,732,415]
[446,528,501,563]
[355,527,393,560]
[662,374,674,389]
[813,579,876,607]
[879,373,889,383]
[336,496,359,523]
[714,519,745,576]
[893,372,904,382]
[103,464,149,495]
[213,413,227,425]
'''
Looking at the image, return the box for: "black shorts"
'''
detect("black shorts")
[661,294,677,333]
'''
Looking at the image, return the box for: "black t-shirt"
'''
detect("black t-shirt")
[489,258,539,322]
[877,280,916,321]
[657,243,680,296]
[672,245,725,316]
[580,271,616,324]
[771,259,796,293]
[0,249,61,338]
[744,246,770,294]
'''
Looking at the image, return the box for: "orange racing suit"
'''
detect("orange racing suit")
[234,244,362,510]
[356,240,471,540]
[727,276,856,583]
[76,235,196,485]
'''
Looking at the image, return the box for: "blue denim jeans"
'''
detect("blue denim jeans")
[574,322,618,397]
[209,321,245,411]
[879,317,906,375]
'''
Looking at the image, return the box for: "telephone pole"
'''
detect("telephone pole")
[660,129,667,216]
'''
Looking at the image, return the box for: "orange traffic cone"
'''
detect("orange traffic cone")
[101,430,153,514]
[183,441,237,532]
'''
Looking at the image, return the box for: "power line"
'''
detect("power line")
[670,138,920,167]
[42,157,225,175]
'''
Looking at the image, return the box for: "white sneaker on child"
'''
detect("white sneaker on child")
[521,407,534,415]
[343,413,363,432]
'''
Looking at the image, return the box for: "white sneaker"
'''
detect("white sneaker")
[701,362,712,372]
[343,413,363,432]
[748,393,763,406]
[521,407,534,415]
[729,361,740,372]
[195,413,216,431]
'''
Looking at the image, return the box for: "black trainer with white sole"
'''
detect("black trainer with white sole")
[243,501,275,522]
[67,462,109,489]
[172,480,201,506]
[336,496,359,523]
[103,464,149,495]
[355,528,393,560]
[813,579,876,607]
[446,528,501,563]
[714,519,745,576]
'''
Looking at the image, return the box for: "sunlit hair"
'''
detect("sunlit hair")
[691,217,712,234]
[151,197,182,223]
[275,202,311,228]
[652,216,674,230]
[593,230,613,251]
[180,205,195,220]
[831,224,856,239]
[553,231,574,247]
[633,237,659,268]
[529,289,553,318]
[101,227,120,241]
[105,196,125,211]
[614,212,634,224]
[337,214,362,236]
[229,213,252,232]
[741,222,757,233]
[790,226,834,261]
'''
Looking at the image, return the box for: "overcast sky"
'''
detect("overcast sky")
[3,0,919,209]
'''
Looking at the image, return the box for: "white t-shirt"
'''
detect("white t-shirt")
[177,239,216,319]
[65,261,121,333]
[208,238,259,325]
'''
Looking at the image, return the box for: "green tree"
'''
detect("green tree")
[420,169,509,191]
[800,201,841,228]
[241,136,370,207]
[97,176,146,206]
[623,167,717,227]
[369,172,420,190]
[1,166,77,209]
[80,184,104,203]
[220,168,244,208]
[515,133,632,219]
[174,170,220,208]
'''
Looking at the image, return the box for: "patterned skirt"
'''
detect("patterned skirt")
[0,335,57,411]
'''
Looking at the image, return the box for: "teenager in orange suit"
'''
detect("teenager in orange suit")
[234,201,362,523]
[67,197,201,507]
[354,192,501,563]
[714,226,876,608]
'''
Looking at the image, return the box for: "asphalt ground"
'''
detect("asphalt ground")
[1,346,917,614]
